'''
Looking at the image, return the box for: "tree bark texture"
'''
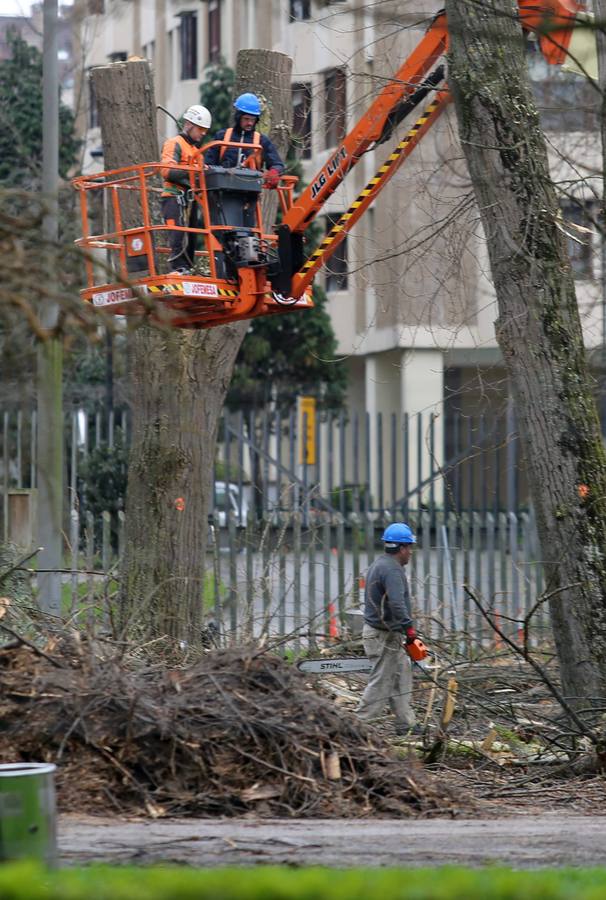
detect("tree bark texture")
[446,0,606,709]
[92,52,292,643]
[594,0,606,428]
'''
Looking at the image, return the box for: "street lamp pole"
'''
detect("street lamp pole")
[36,0,63,615]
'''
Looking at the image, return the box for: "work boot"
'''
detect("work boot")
[394,722,423,737]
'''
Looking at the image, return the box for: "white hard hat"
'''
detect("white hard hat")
[183,105,212,129]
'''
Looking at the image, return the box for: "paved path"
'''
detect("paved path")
[59,814,606,868]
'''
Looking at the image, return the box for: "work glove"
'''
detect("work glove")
[263,168,281,189]
[405,626,417,644]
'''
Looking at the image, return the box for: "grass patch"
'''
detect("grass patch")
[2,864,606,899]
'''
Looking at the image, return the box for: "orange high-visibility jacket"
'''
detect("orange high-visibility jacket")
[160,132,201,196]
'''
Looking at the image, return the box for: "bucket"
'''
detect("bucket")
[0,763,57,865]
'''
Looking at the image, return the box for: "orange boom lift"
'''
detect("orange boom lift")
[73,0,588,330]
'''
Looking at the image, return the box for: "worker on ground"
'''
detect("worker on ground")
[204,93,284,188]
[160,105,212,273]
[356,523,422,736]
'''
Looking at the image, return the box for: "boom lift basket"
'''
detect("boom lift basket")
[74,0,585,330]
[72,142,313,330]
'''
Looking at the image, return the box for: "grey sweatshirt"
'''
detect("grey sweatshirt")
[363,553,413,632]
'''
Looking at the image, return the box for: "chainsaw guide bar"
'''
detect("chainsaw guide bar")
[297,658,373,674]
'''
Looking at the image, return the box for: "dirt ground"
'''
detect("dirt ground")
[58,813,606,868]
[5,636,606,867]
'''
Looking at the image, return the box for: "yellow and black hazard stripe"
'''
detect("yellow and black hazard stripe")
[147,283,176,294]
[147,282,239,299]
[299,96,443,275]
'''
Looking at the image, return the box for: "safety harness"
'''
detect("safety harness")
[219,128,262,169]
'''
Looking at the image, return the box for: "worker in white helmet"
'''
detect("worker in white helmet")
[160,105,212,273]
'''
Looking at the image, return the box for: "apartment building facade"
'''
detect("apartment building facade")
[73,0,602,507]
[1,3,75,105]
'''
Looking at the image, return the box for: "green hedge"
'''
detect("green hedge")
[2,864,606,900]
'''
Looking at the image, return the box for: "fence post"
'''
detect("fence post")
[30,410,37,490]
[117,510,125,564]
[339,411,346,518]
[101,510,111,628]
[448,511,461,640]
[365,510,374,569]
[509,511,520,641]
[486,511,498,647]
[472,511,483,647]
[70,506,79,616]
[261,519,271,627]
[245,513,255,642]
[441,519,458,633]
[351,512,360,610]
[211,516,222,642]
[422,508,433,627]
[293,511,302,651]
[336,514,345,625]
[461,510,471,646]
[278,515,287,638]
[308,524,317,649]
[521,511,533,644]
[323,517,331,640]
[16,410,22,490]
[498,511,509,629]
[85,511,94,622]
[228,511,238,641]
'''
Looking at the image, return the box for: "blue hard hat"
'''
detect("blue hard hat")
[234,92,262,116]
[382,522,416,545]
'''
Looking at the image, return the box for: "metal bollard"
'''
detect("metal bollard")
[0,763,57,865]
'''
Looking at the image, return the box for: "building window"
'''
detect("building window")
[108,51,127,62]
[208,0,221,63]
[290,0,311,20]
[292,82,312,159]
[325,213,348,292]
[179,12,197,80]
[561,200,596,280]
[528,41,598,132]
[88,73,98,128]
[324,67,346,149]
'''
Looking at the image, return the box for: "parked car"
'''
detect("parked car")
[212,481,248,528]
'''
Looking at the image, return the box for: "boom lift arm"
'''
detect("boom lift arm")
[73,0,587,329]
[275,0,586,301]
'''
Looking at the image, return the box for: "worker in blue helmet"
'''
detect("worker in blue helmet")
[356,522,422,736]
[204,92,285,188]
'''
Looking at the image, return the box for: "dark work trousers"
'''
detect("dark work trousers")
[356,624,416,727]
[161,194,200,270]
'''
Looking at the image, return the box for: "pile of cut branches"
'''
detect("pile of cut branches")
[0,636,459,818]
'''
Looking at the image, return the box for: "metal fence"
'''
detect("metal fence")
[52,503,547,652]
[0,406,547,650]
[0,404,529,523]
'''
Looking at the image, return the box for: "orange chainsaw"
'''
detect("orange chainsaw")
[405,636,429,662]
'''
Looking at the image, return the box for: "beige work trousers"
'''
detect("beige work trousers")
[356,624,416,727]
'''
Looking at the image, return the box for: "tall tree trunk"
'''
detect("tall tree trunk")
[594,0,606,426]
[92,51,292,643]
[446,0,606,710]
